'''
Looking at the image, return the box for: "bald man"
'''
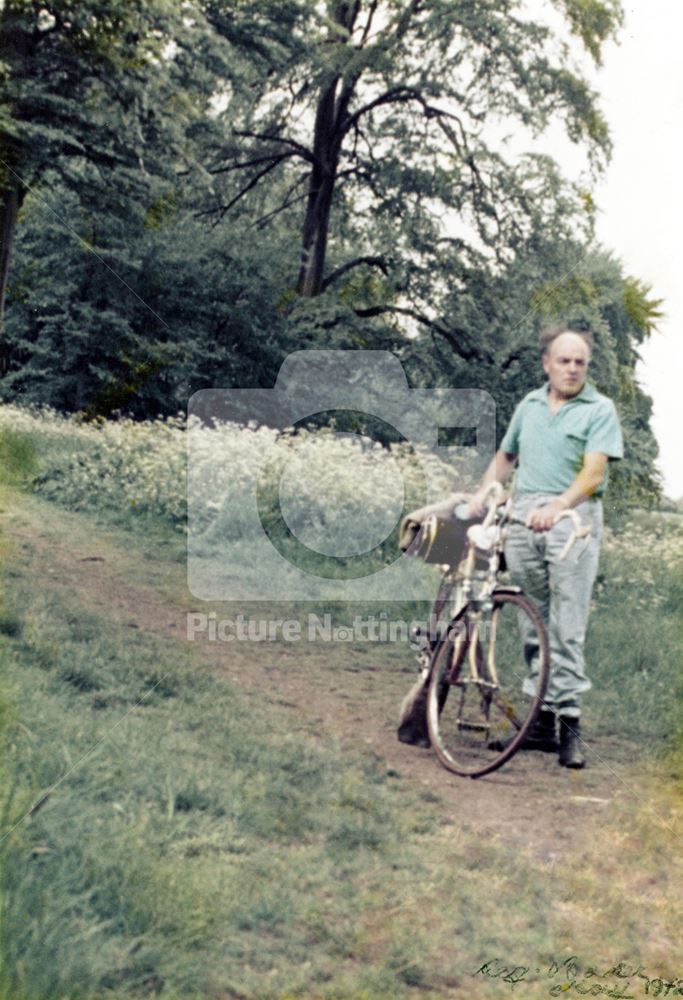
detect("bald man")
[469,326,623,768]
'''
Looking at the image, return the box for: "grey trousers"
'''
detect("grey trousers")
[503,493,603,718]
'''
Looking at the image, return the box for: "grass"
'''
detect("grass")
[0,426,39,486]
[0,422,682,998]
[586,509,683,747]
[0,571,441,998]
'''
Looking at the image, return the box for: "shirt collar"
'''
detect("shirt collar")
[529,381,599,404]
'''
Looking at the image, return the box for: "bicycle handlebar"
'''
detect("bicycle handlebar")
[507,507,591,560]
[465,489,592,561]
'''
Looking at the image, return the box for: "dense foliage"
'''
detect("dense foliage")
[0,0,663,503]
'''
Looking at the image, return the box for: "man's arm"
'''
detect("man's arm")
[526,452,608,531]
[468,450,517,517]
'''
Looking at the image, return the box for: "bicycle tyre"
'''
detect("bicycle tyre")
[408,570,461,656]
[431,572,460,634]
[425,589,550,778]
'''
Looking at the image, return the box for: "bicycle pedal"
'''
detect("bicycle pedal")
[457,719,490,732]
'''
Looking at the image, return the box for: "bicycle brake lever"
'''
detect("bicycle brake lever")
[577,523,593,559]
[554,510,592,561]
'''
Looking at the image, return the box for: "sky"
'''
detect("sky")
[588,1,683,497]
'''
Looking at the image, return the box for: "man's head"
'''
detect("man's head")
[540,325,592,400]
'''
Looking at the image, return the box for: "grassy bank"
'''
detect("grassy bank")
[2,558,681,999]
[0,418,682,998]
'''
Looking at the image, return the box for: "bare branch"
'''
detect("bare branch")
[353,303,492,363]
[321,255,388,290]
[232,130,314,163]
[359,0,380,46]
[335,160,383,199]
[196,154,291,224]
[207,152,298,176]
[286,76,312,115]
[253,190,310,229]
[433,115,467,159]
[341,86,415,134]
[341,85,468,140]
[252,173,310,229]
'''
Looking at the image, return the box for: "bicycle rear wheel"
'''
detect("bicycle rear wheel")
[426,589,550,778]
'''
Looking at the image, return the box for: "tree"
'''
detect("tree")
[1,170,294,416]
[1,0,661,511]
[204,0,622,347]
[0,0,215,342]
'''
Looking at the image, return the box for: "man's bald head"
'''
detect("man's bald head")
[541,328,591,401]
[540,325,593,359]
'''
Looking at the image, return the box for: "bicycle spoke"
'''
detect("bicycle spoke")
[426,591,549,777]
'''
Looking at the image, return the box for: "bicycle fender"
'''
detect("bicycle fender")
[491,584,523,595]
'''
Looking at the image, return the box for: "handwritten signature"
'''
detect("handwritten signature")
[473,957,683,997]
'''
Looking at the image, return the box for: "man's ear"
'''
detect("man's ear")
[541,353,549,376]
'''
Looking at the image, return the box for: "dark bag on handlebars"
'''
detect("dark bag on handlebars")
[407,512,481,567]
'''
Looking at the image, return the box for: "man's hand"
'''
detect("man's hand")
[525,454,608,531]
[526,499,566,532]
[466,451,517,520]
[467,489,490,519]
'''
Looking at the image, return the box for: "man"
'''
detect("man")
[469,326,623,768]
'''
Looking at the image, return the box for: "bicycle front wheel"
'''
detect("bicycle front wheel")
[426,589,550,778]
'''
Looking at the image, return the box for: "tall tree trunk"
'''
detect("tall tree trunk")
[296,3,361,298]
[297,77,341,298]
[297,173,338,298]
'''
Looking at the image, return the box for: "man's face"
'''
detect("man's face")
[542,332,590,399]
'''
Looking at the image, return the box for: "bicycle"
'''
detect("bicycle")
[409,482,590,778]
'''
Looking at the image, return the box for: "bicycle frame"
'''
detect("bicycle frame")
[428,483,591,702]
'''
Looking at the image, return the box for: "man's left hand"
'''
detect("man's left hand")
[526,499,567,532]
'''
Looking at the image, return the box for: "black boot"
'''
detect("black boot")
[519,709,559,752]
[489,709,558,753]
[558,716,585,769]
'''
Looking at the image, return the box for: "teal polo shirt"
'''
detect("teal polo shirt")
[500,381,623,496]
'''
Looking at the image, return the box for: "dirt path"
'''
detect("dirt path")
[5,497,651,865]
